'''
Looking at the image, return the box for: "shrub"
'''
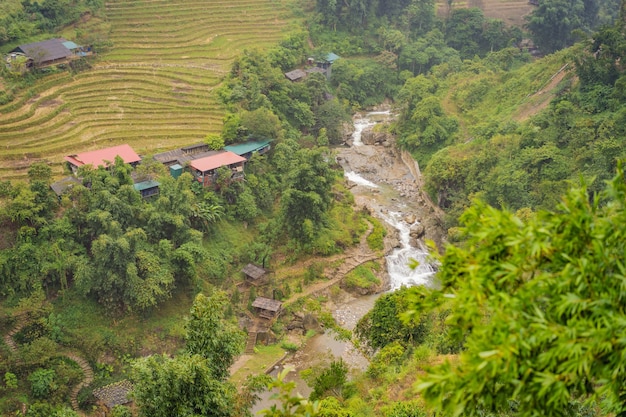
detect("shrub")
[343,263,381,291]
[281,342,298,352]
[365,217,386,251]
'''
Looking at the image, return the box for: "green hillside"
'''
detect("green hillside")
[0,0,296,180]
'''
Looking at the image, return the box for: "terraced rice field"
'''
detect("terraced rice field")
[0,0,294,179]
[436,0,534,27]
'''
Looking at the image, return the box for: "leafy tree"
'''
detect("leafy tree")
[131,353,238,417]
[240,107,284,140]
[260,368,320,417]
[28,368,56,399]
[281,148,337,243]
[184,292,246,381]
[410,169,626,416]
[525,0,589,53]
[206,133,225,150]
[356,287,428,351]
[310,360,354,401]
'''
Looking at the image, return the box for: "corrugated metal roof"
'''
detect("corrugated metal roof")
[62,41,79,50]
[252,297,282,312]
[224,140,271,156]
[325,52,340,63]
[64,144,141,168]
[14,38,71,63]
[190,151,245,172]
[133,180,160,192]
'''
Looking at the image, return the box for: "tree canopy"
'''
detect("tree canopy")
[409,168,626,416]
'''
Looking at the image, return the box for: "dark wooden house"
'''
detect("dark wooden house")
[242,263,268,286]
[251,297,283,320]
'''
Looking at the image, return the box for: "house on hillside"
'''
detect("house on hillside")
[153,143,217,167]
[252,297,283,320]
[242,263,268,287]
[64,144,142,173]
[316,52,340,79]
[224,139,272,160]
[285,69,306,82]
[189,151,246,187]
[50,176,83,197]
[133,180,160,199]
[8,38,89,69]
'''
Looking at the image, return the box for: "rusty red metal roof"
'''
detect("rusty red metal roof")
[190,151,246,172]
[64,144,141,168]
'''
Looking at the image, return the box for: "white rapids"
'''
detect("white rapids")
[379,210,436,290]
[346,110,435,290]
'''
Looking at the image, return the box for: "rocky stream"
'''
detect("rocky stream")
[250,107,446,413]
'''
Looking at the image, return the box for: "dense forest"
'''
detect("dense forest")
[1,0,626,415]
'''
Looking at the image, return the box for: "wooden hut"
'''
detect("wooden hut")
[242,263,267,286]
[93,380,133,410]
[251,297,282,320]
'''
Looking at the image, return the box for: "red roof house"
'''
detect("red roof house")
[64,144,141,172]
[189,151,246,186]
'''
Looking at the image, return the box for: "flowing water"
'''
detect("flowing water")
[251,110,437,414]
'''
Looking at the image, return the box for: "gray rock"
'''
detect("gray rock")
[410,223,426,239]
[303,314,323,333]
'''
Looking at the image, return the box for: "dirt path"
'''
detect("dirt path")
[513,63,571,122]
[283,220,381,306]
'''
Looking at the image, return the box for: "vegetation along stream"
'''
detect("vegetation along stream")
[252,108,444,414]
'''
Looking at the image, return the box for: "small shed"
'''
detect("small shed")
[133,180,160,198]
[50,176,82,197]
[316,52,340,79]
[93,380,133,410]
[252,297,283,320]
[285,69,306,82]
[242,263,268,286]
[169,163,183,179]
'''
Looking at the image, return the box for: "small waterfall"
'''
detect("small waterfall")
[344,171,379,188]
[351,110,390,146]
[347,110,435,290]
[380,211,435,290]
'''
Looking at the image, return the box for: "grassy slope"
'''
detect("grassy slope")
[438,48,575,142]
[0,0,297,180]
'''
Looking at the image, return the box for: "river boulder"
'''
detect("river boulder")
[410,223,426,239]
[361,130,389,145]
